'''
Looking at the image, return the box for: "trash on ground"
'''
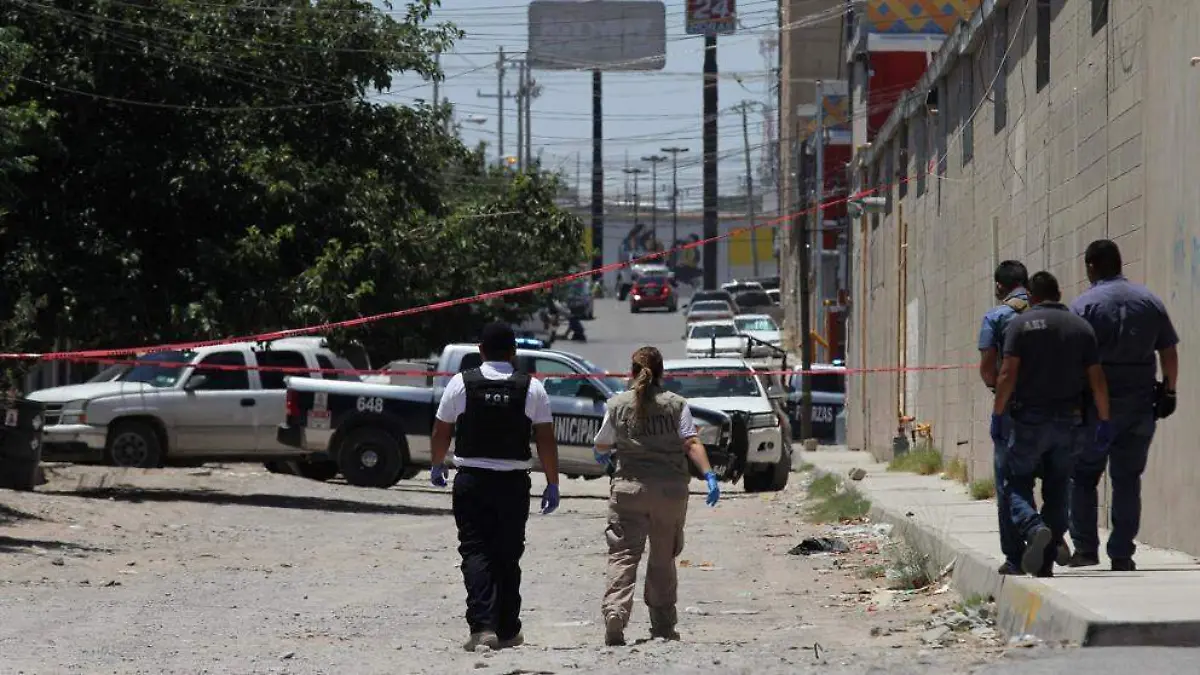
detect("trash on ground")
[789,537,850,556]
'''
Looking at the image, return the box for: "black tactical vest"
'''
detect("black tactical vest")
[454,368,533,461]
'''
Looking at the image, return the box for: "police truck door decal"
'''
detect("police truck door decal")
[553,415,602,446]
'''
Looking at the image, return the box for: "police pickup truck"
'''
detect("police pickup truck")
[276,344,737,489]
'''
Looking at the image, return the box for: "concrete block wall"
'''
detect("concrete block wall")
[847,0,1200,554]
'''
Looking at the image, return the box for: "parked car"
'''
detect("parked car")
[722,280,763,294]
[747,276,780,290]
[684,299,735,324]
[619,263,675,299]
[685,321,748,359]
[276,344,737,487]
[26,338,359,475]
[565,279,595,320]
[629,275,678,312]
[734,289,782,323]
[734,314,782,357]
[661,358,791,492]
[686,289,739,314]
[783,362,847,442]
[766,288,781,305]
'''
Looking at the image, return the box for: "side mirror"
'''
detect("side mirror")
[183,375,208,392]
[766,385,786,400]
[578,382,608,402]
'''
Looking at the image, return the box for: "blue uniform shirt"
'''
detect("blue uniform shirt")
[978,287,1030,370]
[1069,275,1178,402]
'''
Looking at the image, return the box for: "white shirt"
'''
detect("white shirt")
[435,361,553,471]
[593,405,698,446]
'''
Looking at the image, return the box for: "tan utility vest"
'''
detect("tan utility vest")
[607,387,690,483]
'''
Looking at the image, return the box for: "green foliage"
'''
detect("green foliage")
[0,1,584,379]
[943,456,969,483]
[887,447,944,476]
[969,477,996,500]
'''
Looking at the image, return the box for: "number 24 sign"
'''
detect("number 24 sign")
[686,0,737,36]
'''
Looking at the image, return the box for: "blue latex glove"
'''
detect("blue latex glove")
[704,471,720,507]
[1094,420,1114,453]
[540,483,560,515]
[989,413,1005,443]
[430,464,448,488]
[593,447,613,468]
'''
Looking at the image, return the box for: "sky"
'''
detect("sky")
[388,0,782,209]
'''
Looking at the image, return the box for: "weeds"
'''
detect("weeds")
[796,461,816,472]
[954,593,990,613]
[943,457,969,484]
[887,447,944,476]
[807,473,839,499]
[857,563,889,580]
[969,477,996,500]
[887,542,934,590]
[806,486,872,523]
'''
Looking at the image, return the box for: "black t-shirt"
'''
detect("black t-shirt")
[1002,303,1099,413]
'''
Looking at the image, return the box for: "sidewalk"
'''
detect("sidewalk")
[799,447,1200,647]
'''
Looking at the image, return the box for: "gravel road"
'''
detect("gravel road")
[0,461,1017,675]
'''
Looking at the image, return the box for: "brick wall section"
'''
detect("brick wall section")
[847,0,1200,554]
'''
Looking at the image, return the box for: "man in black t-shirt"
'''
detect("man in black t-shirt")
[991,271,1112,577]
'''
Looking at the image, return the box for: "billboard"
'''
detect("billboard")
[686,0,736,36]
[865,0,980,35]
[527,1,667,71]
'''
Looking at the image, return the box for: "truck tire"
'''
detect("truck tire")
[105,421,164,469]
[337,427,404,489]
[295,459,340,482]
[264,460,293,475]
[766,450,791,492]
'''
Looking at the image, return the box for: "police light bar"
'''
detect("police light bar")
[515,337,546,349]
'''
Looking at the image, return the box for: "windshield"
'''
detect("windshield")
[689,324,738,339]
[580,358,625,394]
[736,317,778,332]
[117,350,196,387]
[663,367,761,398]
[791,371,846,394]
[691,301,731,313]
[735,291,771,307]
[87,364,130,383]
[692,291,731,304]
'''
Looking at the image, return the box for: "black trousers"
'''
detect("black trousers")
[452,467,531,639]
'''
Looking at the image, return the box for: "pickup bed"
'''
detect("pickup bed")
[277,344,739,488]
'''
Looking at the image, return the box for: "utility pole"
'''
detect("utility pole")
[661,146,689,264]
[702,35,719,290]
[515,59,525,170]
[575,151,582,207]
[525,62,536,168]
[432,50,440,115]
[796,118,814,442]
[735,101,759,277]
[624,167,645,228]
[641,155,667,244]
[814,80,826,357]
[476,47,515,165]
[591,70,604,275]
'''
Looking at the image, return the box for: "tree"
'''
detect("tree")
[0,1,583,380]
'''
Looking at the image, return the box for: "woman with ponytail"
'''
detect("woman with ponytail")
[592,346,720,647]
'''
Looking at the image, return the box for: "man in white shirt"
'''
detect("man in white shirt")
[430,322,560,652]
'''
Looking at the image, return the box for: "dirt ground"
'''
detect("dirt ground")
[0,464,1022,674]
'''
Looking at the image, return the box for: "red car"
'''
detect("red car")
[629,276,678,313]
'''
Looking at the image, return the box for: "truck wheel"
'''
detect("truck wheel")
[295,459,340,482]
[338,427,404,489]
[765,450,791,492]
[105,421,164,469]
[264,461,292,475]
[742,467,767,493]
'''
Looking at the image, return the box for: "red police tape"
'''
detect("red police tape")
[0,183,885,363]
[55,355,973,380]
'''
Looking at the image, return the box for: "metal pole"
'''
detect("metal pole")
[739,102,759,277]
[516,60,525,170]
[525,63,533,167]
[498,47,506,164]
[591,70,604,274]
[814,79,825,360]
[650,160,658,240]
[661,146,689,264]
[702,34,719,290]
[797,131,814,441]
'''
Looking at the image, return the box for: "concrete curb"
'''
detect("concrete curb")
[802,457,1200,647]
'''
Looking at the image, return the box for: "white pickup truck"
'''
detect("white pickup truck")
[276,343,738,489]
[27,338,358,478]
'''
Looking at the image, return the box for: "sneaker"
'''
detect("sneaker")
[463,631,500,652]
[1021,526,1053,577]
[604,615,626,646]
[1066,551,1100,568]
[998,561,1022,575]
[1111,558,1137,572]
[497,633,524,649]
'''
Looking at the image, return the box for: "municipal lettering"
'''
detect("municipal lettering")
[553,415,602,446]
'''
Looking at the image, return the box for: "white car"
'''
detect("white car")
[27,338,358,470]
[734,314,782,357]
[722,280,763,294]
[661,358,791,492]
[685,321,748,358]
[766,288,781,305]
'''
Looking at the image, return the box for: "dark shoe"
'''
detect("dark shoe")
[998,561,1023,576]
[1111,558,1137,572]
[604,615,626,646]
[1056,541,1072,567]
[497,633,524,649]
[1066,552,1100,568]
[1022,526,1054,577]
[648,608,681,641]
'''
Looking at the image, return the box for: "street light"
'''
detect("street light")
[660,146,690,264]
[641,155,668,246]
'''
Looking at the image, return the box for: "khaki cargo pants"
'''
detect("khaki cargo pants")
[602,477,689,630]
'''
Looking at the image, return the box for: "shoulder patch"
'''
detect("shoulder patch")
[1003,297,1029,313]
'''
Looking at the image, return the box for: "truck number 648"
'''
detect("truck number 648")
[356,396,384,414]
